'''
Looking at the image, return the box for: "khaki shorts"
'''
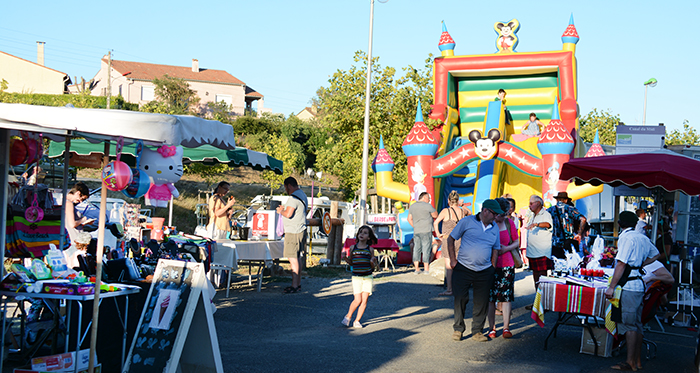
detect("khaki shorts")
[618,290,644,335]
[284,231,307,258]
[352,275,373,295]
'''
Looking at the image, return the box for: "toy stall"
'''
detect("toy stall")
[1,103,237,373]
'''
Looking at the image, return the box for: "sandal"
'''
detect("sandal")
[502,329,512,339]
[488,329,496,338]
[611,362,637,371]
[284,285,301,294]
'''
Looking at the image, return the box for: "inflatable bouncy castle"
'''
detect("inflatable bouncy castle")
[374,16,603,262]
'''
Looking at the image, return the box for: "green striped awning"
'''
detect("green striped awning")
[48,139,283,175]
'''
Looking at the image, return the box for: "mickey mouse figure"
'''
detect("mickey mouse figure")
[469,129,501,160]
[494,19,520,53]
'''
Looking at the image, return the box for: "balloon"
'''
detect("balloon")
[10,138,28,166]
[102,160,133,191]
[122,167,151,199]
[24,138,40,165]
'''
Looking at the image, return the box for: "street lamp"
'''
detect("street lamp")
[643,78,657,125]
[359,0,387,226]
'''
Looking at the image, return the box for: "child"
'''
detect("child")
[513,113,545,142]
[341,225,378,328]
[522,113,544,136]
[495,89,513,125]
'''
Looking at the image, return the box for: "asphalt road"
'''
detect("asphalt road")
[213,267,699,373]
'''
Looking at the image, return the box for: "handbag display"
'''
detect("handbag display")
[505,219,523,268]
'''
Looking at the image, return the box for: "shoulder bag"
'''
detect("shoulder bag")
[505,219,523,268]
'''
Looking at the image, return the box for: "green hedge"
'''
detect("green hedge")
[0,92,139,111]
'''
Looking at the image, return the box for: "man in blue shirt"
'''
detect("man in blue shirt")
[447,199,502,342]
[547,192,586,259]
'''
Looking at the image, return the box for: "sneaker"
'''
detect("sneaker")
[353,321,363,328]
[413,270,422,275]
[341,316,350,327]
[471,333,488,342]
[452,331,463,341]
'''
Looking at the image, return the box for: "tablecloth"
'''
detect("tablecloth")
[531,282,617,335]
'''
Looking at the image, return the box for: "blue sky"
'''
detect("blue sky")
[1,0,697,133]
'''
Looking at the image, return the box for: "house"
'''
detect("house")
[295,106,317,121]
[89,58,269,116]
[0,42,71,94]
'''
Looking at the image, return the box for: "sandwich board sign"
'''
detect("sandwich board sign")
[123,259,222,373]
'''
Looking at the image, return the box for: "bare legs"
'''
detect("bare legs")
[488,301,512,333]
[289,257,300,288]
[345,292,370,323]
[413,261,430,273]
[625,330,643,370]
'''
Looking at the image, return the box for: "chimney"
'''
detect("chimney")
[192,59,199,73]
[37,41,45,66]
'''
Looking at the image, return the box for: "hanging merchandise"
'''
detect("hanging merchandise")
[9,137,29,166]
[23,136,41,165]
[140,145,184,208]
[123,140,151,199]
[25,134,44,223]
[102,136,133,191]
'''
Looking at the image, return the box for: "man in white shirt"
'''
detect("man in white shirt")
[605,211,659,371]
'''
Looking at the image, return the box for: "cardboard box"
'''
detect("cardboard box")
[29,349,94,372]
[580,327,613,357]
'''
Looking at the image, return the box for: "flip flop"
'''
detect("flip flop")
[611,362,637,371]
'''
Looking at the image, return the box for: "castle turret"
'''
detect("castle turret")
[538,101,575,202]
[584,130,605,158]
[561,14,579,52]
[372,135,395,173]
[403,102,440,203]
[438,21,456,57]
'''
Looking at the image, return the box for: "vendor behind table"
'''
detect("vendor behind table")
[207,181,236,240]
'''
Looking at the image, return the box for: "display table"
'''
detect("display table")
[343,238,400,271]
[1,286,140,373]
[213,240,284,292]
[530,281,615,356]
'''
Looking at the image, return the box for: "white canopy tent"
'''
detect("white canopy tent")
[0,103,236,372]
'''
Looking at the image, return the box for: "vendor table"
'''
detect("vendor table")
[343,239,400,271]
[1,286,140,373]
[213,240,284,292]
[530,281,615,357]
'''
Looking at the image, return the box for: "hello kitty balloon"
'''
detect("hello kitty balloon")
[140,145,184,207]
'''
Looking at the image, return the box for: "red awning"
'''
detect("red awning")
[560,149,700,196]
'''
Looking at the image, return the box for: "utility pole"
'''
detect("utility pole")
[106,51,112,109]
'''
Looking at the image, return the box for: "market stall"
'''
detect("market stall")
[1,102,237,373]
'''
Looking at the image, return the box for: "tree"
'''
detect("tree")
[141,74,200,115]
[578,108,620,145]
[314,51,434,198]
[666,120,700,146]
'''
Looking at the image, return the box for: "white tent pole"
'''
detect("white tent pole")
[169,195,173,227]
[89,142,110,373]
[0,129,10,373]
[59,137,70,250]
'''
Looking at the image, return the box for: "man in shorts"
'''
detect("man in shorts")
[606,211,659,371]
[276,177,308,294]
[525,195,552,310]
[408,192,437,274]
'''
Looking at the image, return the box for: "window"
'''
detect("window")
[215,94,232,107]
[141,86,154,101]
[118,85,122,96]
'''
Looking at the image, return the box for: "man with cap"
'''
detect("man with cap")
[605,211,659,371]
[447,199,503,342]
[547,191,587,259]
